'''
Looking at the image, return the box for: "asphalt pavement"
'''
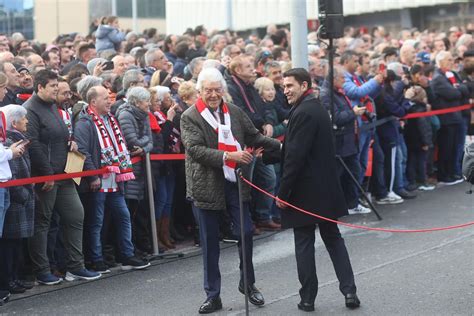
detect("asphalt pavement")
[2,182,473,315]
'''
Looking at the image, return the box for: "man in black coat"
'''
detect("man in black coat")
[276,68,360,312]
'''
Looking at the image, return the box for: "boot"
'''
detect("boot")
[155,220,168,252]
[159,217,175,249]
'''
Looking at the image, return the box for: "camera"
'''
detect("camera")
[363,110,377,122]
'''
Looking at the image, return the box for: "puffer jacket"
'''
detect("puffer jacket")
[3,130,34,239]
[95,24,125,53]
[116,103,153,200]
[180,102,280,211]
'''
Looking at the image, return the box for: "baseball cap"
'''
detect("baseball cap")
[416,52,431,64]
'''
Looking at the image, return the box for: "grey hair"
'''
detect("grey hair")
[333,65,345,80]
[221,44,239,57]
[202,59,221,69]
[245,44,258,55]
[196,67,227,91]
[348,38,364,51]
[77,75,103,101]
[87,57,107,75]
[151,86,171,102]
[456,34,472,48]
[209,34,225,50]
[435,51,451,68]
[126,86,150,106]
[307,45,320,55]
[387,62,405,76]
[144,47,162,66]
[263,61,281,75]
[122,69,142,91]
[0,104,27,130]
[188,57,206,75]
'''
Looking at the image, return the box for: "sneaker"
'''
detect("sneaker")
[90,261,111,274]
[375,194,404,205]
[0,290,10,306]
[418,183,435,191]
[406,183,418,191]
[438,176,463,186]
[15,280,34,290]
[387,191,402,200]
[37,273,62,285]
[121,256,151,271]
[348,204,372,215]
[65,269,101,282]
[8,281,26,294]
[395,189,417,199]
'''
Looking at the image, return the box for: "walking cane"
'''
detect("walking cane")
[236,168,250,316]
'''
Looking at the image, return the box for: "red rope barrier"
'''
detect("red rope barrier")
[239,175,474,233]
[402,104,473,120]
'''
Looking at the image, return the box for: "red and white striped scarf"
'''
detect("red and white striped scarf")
[57,108,73,140]
[86,106,135,184]
[445,71,458,86]
[195,97,241,182]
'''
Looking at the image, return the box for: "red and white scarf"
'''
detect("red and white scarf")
[195,98,241,182]
[58,108,73,140]
[86,106,135,184]
[445,71,458,86]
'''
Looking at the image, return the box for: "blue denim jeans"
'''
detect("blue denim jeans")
[87,191,134,262]
[154,173,176,219]
[251,158,276,223]
[0,188,10,237]
[394,135,408,192]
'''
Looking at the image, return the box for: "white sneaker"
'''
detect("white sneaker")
[418,183,435,191]
[387,191,402,200]
[375,195,404,205]
[348,204,372,215]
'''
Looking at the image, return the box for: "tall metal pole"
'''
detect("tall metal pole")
[236,169,249,316]
[132,0,138,33]
[226,0,233,30]
[290,0,308,69]
[145,153,159,256]
[111,0,117,16]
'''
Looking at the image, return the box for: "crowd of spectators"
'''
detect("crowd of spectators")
[0,16,473,306]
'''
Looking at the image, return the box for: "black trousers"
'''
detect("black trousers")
[0,238,22,290]
[437,124,461,181]
[294,222,356,304]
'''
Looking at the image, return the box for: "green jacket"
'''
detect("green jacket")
[181,102,280,210]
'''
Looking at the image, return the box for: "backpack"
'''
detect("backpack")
[462,141,474,184]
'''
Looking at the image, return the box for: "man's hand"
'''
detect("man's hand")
[263,124,274,137]
[90,178,101,191]
[69,141,78,152]
[130,146,144,156]
[9,140,25,159]
[374,73,384,84]
[276,197,287,209]
[353,106,366,116]
[93,61,106,77]
[42,181,55,192]
[227,150,253,164]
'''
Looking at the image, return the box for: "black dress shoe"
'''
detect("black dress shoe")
[238,283,265,306]
[297,301,315,312]
[198,297,222,314]
[8,281,26,294]
[345,293,360,309]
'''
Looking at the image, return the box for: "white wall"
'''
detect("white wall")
[165,0,466,34]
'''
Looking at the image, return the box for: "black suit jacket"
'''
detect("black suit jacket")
[278,93,347,229]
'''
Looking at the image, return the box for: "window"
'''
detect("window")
[0,0,34,38]
[117,0,165,18]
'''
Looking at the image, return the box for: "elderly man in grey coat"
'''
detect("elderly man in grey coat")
[181,67,280,314]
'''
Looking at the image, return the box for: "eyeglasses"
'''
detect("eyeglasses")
[203,87,224,95]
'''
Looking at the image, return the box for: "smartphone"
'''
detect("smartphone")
[20,139,30,147]
[379,63,385,73]
[102,61,114,71]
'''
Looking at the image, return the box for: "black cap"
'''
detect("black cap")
[463,50,474,58]
[13,63,28,73]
